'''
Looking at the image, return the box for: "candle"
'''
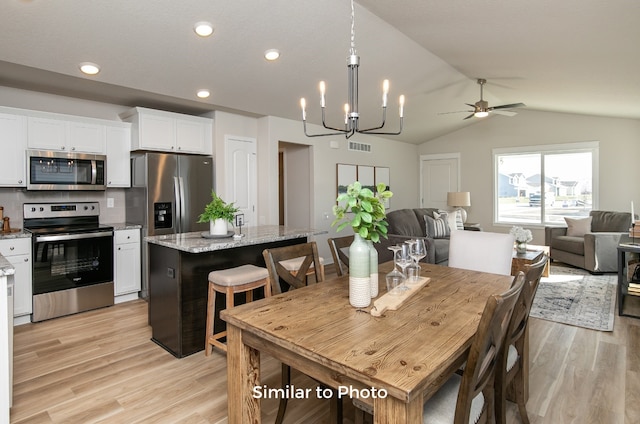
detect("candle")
[399,95,405,118]
[382,79,389,107]
[300,98,306,121]
[344,104,349,125]
[319,81,326,108]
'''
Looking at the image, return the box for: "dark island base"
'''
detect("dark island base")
[148,237,305,358]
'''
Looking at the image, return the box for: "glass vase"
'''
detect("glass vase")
[516,240,527,254]
[348,233,371,307]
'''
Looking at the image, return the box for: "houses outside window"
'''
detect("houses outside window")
[493,142,598,226]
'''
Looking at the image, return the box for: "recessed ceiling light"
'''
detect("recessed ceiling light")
[196,89,210,99]
[264,49,280,61]
[79,62,100,75]
[194,21,214,37]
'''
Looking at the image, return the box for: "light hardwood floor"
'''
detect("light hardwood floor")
[9,268,640,424]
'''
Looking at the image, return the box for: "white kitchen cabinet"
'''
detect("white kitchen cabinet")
[114,228,141,302]
[27,115,105,153]
[0,238,32,319]
[105,123,132,188]
[121,107,212,154]
[0,112,27,187]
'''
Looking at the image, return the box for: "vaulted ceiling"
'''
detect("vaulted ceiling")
[1,0,639,144]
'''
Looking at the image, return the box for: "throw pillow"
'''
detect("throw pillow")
[425,214,450,239]
[436,210,463,231]
[564,216,592,237]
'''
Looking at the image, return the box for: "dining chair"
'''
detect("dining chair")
[448,230,516,276]
[262,242,341,424]
[420,271,525,424]
[353,272,525,424]
[495,254,548,424]
[327,235,354,277]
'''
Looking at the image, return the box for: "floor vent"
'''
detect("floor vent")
[348,141,372,153]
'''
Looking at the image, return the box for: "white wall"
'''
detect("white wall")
[419,109,640,244]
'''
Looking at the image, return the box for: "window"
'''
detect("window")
[494,142,598,226]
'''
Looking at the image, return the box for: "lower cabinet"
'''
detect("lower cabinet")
[0,238,32,319]
[114,228,141,303]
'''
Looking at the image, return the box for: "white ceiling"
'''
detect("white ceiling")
[1,0,639,145]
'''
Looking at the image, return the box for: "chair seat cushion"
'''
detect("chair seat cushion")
[422,373,485,424]
[279,256,325,271]
[208,264,269,286]
[551,235,585,256]
[506,344,519,372]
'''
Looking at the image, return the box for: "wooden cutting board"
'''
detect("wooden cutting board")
[370,276,430,317]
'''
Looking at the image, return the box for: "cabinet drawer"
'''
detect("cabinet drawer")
[0,237,31,257]
[114,229,140,244]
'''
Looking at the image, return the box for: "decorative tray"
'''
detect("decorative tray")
[370,276,430,317]
[201,231,235,239]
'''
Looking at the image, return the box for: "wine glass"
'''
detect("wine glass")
[385,245,405,295]
[410,239,427,274]
[395,244,412,291]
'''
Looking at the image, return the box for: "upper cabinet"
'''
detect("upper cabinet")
[0,112,27,186]
[120,107,213,155]
[27,115,106,153]
[105,123,132,188]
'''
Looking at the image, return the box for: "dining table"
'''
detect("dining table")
[221,261,514,423]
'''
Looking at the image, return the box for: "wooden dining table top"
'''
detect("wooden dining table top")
[222,261,514,412]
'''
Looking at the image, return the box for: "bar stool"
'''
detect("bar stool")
[205,264,271,356]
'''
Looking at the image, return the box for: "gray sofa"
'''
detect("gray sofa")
[376,208,480,265]
[545,210,632,273]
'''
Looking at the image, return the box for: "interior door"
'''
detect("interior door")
[225,136,257,226]
[420,154,460,210]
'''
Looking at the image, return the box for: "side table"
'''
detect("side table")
[617,236,640,318]
[511,249,544,277]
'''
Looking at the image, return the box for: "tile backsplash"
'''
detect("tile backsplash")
[0,188,126,229]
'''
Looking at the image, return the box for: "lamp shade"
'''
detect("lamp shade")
[447,192,471,207]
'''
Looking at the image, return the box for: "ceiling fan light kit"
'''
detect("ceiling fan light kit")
[300,0,404,139]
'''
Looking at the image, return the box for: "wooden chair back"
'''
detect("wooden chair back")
[455,272,524,424]
[327,235,354,277]
[262,241,324,295]
[495,254,547,424]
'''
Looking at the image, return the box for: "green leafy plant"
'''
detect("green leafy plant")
[197,191,239,223]
[332,181,393,242]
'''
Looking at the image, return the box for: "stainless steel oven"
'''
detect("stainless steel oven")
[26,150,106,191]
[24,202,114,322]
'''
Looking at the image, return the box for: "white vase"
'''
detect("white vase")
[210,218,228,235]
[367,240,379,298]
[348,234,371,307]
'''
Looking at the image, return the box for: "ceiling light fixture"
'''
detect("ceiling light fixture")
[194,21,214,37]
[79,62,100,75]
[264,49,280,61]
[196,89,210,99]
[300,0,404,139]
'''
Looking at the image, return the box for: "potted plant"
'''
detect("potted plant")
[332,181,392,306]
[198,191,239,235]
[510,225,533,254]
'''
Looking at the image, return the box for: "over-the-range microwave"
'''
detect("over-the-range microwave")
[26,149,107,191]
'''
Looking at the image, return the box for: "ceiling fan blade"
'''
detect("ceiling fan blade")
[463,113,475,120]
[465,103,477,108]
[490,102,525,110]
[438,110,474,115]
[492,110,518,117]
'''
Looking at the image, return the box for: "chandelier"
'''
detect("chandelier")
[300,0,405,138]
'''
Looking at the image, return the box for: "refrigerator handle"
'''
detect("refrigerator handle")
[174,176,181,233]
[178,177,187,234]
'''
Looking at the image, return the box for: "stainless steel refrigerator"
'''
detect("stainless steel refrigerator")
[126,152,214,298]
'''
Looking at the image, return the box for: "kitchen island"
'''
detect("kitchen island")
[145,225,326,357]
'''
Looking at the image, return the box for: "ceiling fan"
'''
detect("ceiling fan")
[441,78,525,120]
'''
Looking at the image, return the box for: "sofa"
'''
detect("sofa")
[376,208,480,265]
[545,210,632,273]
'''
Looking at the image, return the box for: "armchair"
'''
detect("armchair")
[545,210,632,273]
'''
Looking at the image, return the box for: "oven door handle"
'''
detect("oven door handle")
[35,231,113,242]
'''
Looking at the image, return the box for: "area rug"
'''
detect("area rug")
[530,265,616,331]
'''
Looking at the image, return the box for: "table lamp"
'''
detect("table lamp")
[447,191,471,223]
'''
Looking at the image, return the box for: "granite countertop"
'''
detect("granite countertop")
[145,225,327,254]
[0,230,31,241]
[0,255,15,277]
[105,223,142,231]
